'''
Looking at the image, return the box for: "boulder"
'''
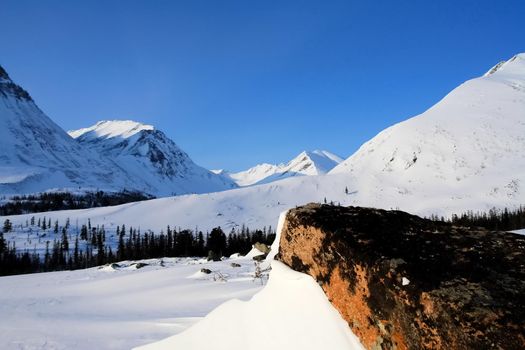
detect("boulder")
[254,242,271,254]
[278,203,525,350]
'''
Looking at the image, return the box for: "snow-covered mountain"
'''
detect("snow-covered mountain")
[226,150,343,186]
[69,120,237,196]
[0,65,236,196]
[330,53,525,211]
[5,54,523,233]
[0,66,139,194]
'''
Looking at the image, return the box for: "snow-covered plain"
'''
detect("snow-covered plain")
[0,255,265,350]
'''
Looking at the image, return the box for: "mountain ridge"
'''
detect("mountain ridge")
[69,120,237,196]
[223,149,343,186]
[0,66,236,196]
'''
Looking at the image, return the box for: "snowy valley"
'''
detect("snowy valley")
[1,52,525,350]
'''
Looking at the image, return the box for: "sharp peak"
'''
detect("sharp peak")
[0,65,11,80]
[295,150,334,158]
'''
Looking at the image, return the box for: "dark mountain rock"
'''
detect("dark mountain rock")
[0,65,32,101]
[278,203,525,350]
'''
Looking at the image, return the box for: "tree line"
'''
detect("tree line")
[0,190,153,216]
[448,205,525,231]
[0,218,275,276]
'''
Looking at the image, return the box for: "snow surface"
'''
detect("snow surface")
[137,210,364,350]
[329,53,525,212]
[0,256,264,350]
[68,120,154,140]
[136,262,364,350]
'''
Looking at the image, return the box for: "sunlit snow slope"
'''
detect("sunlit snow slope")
[331,53,525,211]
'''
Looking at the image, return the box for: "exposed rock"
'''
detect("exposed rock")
[131,262,148,269]
[254,242,271,254]
[200,268,212,274]
[252,254,267,262]
[230,262,241,268]
[278,203,525,350]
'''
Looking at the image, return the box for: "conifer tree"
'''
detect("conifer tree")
[3,219,12,233]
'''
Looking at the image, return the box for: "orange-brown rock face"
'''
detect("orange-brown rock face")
[277,203,525,350]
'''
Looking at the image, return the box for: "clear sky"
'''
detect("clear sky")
[1,0,523,171]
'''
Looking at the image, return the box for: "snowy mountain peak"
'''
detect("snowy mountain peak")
[228,149,343,186]
[70,119,237,195]
[68,120,154,140]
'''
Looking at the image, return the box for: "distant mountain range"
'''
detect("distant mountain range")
[212,150,343,186]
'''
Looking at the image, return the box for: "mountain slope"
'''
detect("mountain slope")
[69,120,237,196]
[228,150,343,186]
[2,54,524,234]
[0,66,139,194]
[331,53,525,209]
[0,65,236,196]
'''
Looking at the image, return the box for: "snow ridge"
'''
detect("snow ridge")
[68,120,154,140]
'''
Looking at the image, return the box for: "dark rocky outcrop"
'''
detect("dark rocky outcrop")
[0,65,32,101]
[277,203,525,350]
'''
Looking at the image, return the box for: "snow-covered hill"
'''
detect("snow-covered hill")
[69,120,237,196]
[0,65,236,196]
[226,150,343,186]
[330,53,525,211]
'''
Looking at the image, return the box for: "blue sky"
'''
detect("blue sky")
[1,0,523,171]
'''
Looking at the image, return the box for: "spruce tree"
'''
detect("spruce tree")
[3,219,12,233]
